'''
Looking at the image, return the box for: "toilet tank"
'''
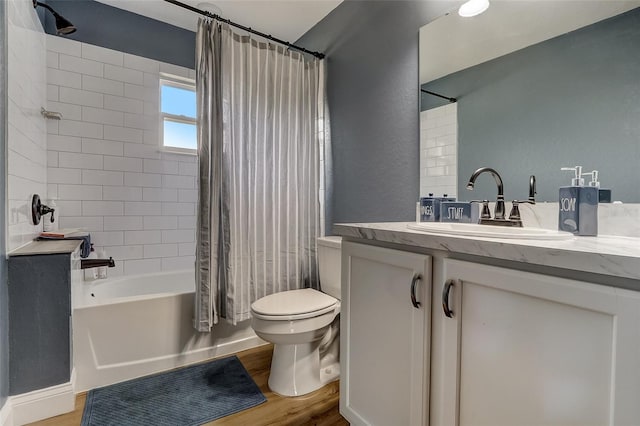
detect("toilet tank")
[317,236,342,300]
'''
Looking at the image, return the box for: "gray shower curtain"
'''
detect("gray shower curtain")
[195,19,327,330]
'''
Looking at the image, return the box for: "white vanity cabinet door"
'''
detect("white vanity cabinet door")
[432,258,640,426]
[341,241,431,426]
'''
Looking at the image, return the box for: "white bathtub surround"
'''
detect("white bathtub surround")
[194,21,327,329]
[420,103,457,198]
[7,0,47,252]
[45,35,197,276]
[72,270,264,392]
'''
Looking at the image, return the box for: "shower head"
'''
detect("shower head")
[33,1,76,35]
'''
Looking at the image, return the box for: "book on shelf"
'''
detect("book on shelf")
[39,228,85,239]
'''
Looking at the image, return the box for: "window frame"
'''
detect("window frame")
[159,75,197,155]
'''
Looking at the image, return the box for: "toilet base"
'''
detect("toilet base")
[268,338,340,397]
[319,360,340,389]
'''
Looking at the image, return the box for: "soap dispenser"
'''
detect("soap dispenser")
[559,166,598,236]
[583,170,612,203]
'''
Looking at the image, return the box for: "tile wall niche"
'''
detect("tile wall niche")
[420,103,457,198]
[46,35,197,276]
[7,0,47,252]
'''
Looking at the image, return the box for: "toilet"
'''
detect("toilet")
[250,236,342,397]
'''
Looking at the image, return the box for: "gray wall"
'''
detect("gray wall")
[0,0,9,411]
[40,0,195,68]
[423,7,640,202]
[297,1,456,229]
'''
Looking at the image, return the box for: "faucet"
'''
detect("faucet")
[466,167,505,220]
[81,257,116,269]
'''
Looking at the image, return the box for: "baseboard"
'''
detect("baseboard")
[208,334,267,360]
[8,369,76,426]
[0,400,13,426]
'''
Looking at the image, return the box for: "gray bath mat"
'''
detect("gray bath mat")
[81,355,266,426]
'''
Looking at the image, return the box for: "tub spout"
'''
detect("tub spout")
[81,257,115,269]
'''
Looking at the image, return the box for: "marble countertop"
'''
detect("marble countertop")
[334,222,640,281]
[9,239,83,256]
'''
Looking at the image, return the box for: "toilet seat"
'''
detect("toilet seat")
[251,288,338,321]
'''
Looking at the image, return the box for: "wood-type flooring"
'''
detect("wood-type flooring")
[28,344,348,426]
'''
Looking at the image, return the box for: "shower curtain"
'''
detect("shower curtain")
[195,19,327,330]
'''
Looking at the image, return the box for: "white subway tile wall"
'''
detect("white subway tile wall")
[46,35,196,276]
[7,1,48,252]
[420,103,458,198]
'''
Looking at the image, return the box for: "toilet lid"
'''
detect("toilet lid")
[251,288,338,316]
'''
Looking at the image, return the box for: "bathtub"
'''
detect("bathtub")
[73,270,264,392]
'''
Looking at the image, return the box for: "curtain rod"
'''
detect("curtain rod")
[421,88,457,103]
[163,0,325,59]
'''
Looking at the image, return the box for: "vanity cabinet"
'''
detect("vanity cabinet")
[430,259,640,426]
[340,241,431,426]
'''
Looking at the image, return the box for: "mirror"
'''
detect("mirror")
[419,1,640,202]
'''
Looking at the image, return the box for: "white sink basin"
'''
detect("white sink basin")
[407,222,574,240]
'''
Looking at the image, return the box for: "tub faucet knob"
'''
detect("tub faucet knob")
[31,194,55,225]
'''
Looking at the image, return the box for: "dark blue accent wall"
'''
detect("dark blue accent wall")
[9,254,73,395]
[0,0,9,411]
[297,1,456,228]
[422,7,640,202]
[40,0,196,68]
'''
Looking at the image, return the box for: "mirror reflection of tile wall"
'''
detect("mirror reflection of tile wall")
[420,103,457,198]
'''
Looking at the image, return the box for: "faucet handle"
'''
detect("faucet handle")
[509,200,521,220]
[509,199,536,221]
[528,175,537,204]
[471,200,491,219]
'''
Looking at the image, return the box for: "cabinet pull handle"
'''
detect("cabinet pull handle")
[442,279,454,318]
[410,274,421,309]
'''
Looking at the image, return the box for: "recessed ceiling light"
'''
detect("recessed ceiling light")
[458,0,490,17]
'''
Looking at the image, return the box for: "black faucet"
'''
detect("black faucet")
[466,167,505,220]
[81,257,116,269]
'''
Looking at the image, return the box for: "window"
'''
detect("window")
[160,76,197,153]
